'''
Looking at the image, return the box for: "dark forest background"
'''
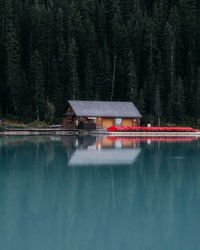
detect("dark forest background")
[1,0,200,125]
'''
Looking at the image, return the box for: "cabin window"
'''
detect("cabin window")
[88,117,97,124]
[115,118,122,126]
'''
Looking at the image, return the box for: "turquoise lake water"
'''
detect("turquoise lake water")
[0,135,200,250]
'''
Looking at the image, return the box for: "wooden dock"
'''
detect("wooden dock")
[0,128,79,136]
[107,132,200,137]
[0,129,199,137]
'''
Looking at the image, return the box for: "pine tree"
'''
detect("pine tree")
[97,1,106,48]
[49,57,63,116]
[163,22,176,97]
[94,50,104,100]
[196,68,200,124]
[171,77,184,123]
[36,5,52,88]
[126,49,137,103]
[176,77,184,123]
[111,2,124,55]
[154,84,162,126]
[45,99,55,123]
[67,38,80,100]
[6,22,22,115]
[138,90,144,115]
[102,39,112,100]
[20,70,31,120]
[84,54,94,100]
[20,2,32,74]
[166,95,173,123]
[0,0,8,115]
[30,50,45,121]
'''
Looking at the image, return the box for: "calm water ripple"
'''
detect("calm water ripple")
[0,135,200,250]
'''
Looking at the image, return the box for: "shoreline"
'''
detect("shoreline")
[0,128,79,136]
[0,129,200,137]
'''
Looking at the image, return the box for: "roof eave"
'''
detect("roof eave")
[74,114,142,118]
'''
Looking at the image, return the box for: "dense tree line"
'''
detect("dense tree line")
[0,0,200,124]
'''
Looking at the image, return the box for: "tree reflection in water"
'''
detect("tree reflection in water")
[0,135,199,250]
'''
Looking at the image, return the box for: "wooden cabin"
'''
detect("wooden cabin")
[62,100,142,130]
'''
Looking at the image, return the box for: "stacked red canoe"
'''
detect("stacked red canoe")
[107,126,198,132]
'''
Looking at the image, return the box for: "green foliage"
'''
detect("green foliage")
[29,50,45,121]
[45,100,56,124]
[0,125,5,132]
[173,77,184,123]
[196,68,200,121]
[6,22,22,114]
[48,57,63,116]
[0,0,200,124]
[138,90,145,116]
[154,84,162,125]
[67,38,80,100]
[84,55,94,100]
[27,120,49,128]
[126,50,137,102]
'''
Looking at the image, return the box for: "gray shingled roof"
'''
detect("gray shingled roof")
[68,100,142,118]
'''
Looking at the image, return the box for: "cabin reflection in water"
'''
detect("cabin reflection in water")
[60,136,141,166]
[60,136,199,166]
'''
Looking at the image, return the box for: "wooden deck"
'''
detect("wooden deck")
[107,132,200,137]
[0,128,79,136]
[0,129,199,137]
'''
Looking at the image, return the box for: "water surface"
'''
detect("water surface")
[0,135,200,250]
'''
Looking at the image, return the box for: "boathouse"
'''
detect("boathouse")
[62,100,142,129]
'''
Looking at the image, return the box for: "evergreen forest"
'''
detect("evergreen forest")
[1,0,200,125]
